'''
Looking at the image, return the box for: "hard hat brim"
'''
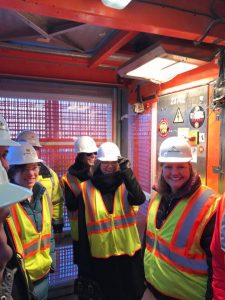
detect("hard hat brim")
[0,139,20,146]
[0,183,32,208]
[10,158,44,165]
[158,157,192,163]
[98,157,118,162]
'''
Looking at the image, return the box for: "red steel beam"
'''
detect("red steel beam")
[89,31,138,68]
[0,0,225,46]
[0,49,119,84]
[0,48,122,68]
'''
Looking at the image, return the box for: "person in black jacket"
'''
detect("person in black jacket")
[62,136,98,265]
[143,136,221,300]
[79,142,146,300]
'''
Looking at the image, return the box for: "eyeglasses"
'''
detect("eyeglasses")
[101,161,118,166]
[86,152,97,157]
[22,166,40,174]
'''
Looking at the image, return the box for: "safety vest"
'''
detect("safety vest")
[6,215,28,282]
[38,166,64,225]
[10,192,53,282]
[82,180,141,258]
[144,186,221,300]
[62,173,82,241]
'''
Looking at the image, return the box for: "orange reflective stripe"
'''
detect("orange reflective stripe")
[10,206,21,236]
[146,232,207,275]
[65,173,81,197]
[6,216,24,256]
[84,181,95,223]
[173,187,214,247]
[24,234,51,258]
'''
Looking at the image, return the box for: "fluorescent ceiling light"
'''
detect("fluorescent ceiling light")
[118,43,207,84]
[101,0,132,10]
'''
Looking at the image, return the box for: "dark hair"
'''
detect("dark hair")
[157,162,194,195]
[8,164,27,182]
[74,153,95,176]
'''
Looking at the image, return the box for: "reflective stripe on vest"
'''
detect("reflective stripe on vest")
[63,173,81,197]
[38,168,63,224]
[6,214,29,284]
[62,173,82,241]
[144,186,221,300]
[175,188,214,248]
[146,234,207,272]
[82,180,141,258]
[10,192,52,282]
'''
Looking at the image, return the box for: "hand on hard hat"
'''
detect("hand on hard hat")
[118,157,131,171]
[97,142,121,161]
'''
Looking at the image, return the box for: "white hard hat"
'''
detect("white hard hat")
[74,136,98,154]
[97,142,121,161]
[16,130,42,148]
[0,115,19,146]
[0,161,32,207]
[158,136,192,163]
[7,142,43,165]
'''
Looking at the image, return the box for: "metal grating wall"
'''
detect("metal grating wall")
[128,105,152,193]
[0,94,114,287]
[49,244,77,287]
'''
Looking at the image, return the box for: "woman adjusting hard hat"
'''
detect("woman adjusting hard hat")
[143,136,221,300]
[7,142,56,300]
[76,141,146,300]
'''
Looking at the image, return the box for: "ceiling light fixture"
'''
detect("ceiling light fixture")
[118,43,207,84]
[101,0,132,10]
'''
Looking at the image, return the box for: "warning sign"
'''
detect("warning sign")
[159,118,169,137]
[173,108,184,123]
[189,106,205,129]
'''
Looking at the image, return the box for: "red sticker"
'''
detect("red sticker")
[159,118,169,137]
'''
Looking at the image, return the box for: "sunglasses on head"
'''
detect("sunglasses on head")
[86,152,97,157]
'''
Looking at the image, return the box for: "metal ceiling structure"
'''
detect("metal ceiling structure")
[0,0,225,85]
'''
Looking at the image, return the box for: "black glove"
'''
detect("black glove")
[118,156,131,172]
[53,223,63,234]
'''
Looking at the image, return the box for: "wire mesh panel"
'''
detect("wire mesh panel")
[49,244,78,286]
[128,105,152,193]
[0,94,114,287]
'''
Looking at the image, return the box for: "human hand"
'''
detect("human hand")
[118,157,131,171]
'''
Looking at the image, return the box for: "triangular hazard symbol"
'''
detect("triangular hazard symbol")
[173,107,184,123]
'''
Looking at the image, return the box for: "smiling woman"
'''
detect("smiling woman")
[7,142,56,300]
[0,159,32,298]
[143,136,222,300]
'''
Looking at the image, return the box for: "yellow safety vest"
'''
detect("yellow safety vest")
[82,180,141,258]
[10,193,53,282]
[6,214,28,282]
[144,186,221,300]
[38,167,64,225]
[62,173,82,241]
